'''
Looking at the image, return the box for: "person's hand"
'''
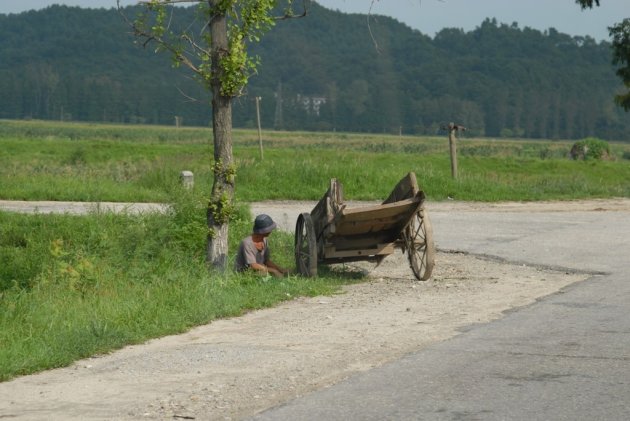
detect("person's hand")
[267,267,285,278]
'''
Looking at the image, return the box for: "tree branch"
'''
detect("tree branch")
[274,0,310,20]
[117,0,201,75]
[367,0,381,54]
[175,85,202,103]
[137,0,204,5]
[575,0,600,10]
[181,34,211,57]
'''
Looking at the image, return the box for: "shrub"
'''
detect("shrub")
[570,138,611,160]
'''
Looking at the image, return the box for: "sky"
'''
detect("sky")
[1,0,628,42]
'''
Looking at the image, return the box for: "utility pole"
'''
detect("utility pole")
[273,81,283,130]
[448,122,466,179]
[255,96,263,160]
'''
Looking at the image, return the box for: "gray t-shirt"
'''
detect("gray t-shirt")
[234,236,270,272]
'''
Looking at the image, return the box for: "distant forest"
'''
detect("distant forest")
[1,2,629,140]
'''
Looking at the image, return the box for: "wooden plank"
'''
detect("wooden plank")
[325,233,396,250]
[311,178,345,238]
[332,201,421,237]
[323,243,395,259]
[339,211,413,227]
[335,228,397,238]
[383,172,419,204]
[322,255,384,264]
[339,198,420,222]
[334,221,404,237]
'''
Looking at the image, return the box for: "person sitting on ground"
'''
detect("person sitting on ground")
[235,214,290,277]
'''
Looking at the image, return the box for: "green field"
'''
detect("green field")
[2,120,629,202]
[1,120,629,382]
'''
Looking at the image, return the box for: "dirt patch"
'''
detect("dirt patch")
[2,200,625,420]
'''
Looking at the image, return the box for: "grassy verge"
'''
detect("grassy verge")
[0,192,362,382]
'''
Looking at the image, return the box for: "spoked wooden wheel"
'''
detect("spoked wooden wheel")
[405,208,435,281]
[295,213,318,277]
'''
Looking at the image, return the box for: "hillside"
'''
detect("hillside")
[0,2,628,140]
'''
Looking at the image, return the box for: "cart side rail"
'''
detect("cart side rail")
[382,172,420,205]
[310,178,344,238]
[331,195,424,239]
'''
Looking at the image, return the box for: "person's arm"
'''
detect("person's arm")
[247,261,285,277]
[265,259,290,277]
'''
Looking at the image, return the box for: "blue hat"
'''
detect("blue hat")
[253,214,277,234]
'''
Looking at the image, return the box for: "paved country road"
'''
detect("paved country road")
[1,199,629,420]
[253,198,630,421]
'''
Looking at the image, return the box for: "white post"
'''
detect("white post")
[180,170,194,189]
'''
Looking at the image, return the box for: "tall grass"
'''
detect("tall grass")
[0,190,359,382]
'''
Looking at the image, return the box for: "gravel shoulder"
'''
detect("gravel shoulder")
[1,199,628,420]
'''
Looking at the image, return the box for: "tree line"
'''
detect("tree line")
[0,3,628,140]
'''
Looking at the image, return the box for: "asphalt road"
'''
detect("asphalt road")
[252,207,630,420]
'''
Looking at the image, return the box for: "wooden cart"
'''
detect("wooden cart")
[294,172,435,280]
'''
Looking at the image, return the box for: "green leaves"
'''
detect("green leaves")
[570,137,611,160]
[610,18,630,111]
[574,0,600,9]
[130,0,278,99]
[217,0,276,97]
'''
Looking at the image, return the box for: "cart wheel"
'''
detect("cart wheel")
[405,208,435,281]
[295,213,318,277]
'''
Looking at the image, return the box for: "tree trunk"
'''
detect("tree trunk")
[206,2,234,271]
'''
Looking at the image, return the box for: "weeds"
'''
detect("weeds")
[0,190,361,382]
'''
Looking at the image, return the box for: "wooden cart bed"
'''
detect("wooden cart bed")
[295,172,435,280]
